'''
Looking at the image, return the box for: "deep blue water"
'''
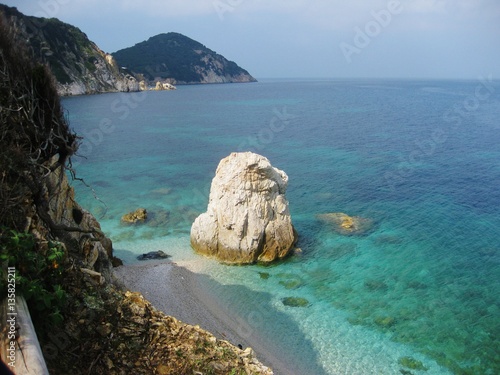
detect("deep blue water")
[63,79,500,375]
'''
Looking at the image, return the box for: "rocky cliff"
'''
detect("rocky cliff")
[0,4,139,96]
[0,14,271,374]
[191,152,296,264]
[113,33,257,84]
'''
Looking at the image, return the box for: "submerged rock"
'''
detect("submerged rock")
[190,152,297,264]
[398,356,428,371]
[147,209,170,227]
[407,281,427,290]
[374,316,396,328]
[121,208,148,224]
[277,273,304,289]
[372,234,403,245]
[326,242,358,260]
[279,279,304,290]
[282,297,310,307]
[258,272,271,280]
[317,212,374,235]
[136,250,171,261]
[364,279,388,291]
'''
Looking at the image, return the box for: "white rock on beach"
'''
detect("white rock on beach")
[190,152,297,264]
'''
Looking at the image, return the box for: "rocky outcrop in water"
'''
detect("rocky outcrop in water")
[136,250,171,261]
[154,81,176,90]
[121,208,148,224]
[317,212,374,235]
[191,152,296,264]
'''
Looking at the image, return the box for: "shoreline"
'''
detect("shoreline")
[112,261,308,375]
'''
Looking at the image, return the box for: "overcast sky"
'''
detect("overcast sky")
[3,0,500,79]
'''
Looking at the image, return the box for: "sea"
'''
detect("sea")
[62,79,500,375]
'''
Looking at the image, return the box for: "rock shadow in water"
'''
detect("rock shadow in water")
[192,272,329,375]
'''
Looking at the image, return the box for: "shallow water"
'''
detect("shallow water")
[63,79,500,375]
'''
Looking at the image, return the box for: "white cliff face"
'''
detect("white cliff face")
[56,51,139,96]
[191,152,297,264]
[57,82,87,96]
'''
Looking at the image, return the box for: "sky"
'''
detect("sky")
[2,0,500,80]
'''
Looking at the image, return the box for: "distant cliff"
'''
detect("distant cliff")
[113,33,257,84]
[0,5,139,96]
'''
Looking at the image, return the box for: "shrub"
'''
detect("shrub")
[0,228,67,326]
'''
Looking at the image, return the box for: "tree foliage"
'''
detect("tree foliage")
[0,228,67,326]
[112,32,253,82]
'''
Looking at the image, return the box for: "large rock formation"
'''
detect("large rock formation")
[191,152,297,264]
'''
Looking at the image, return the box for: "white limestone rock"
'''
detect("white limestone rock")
[191,152,297,264]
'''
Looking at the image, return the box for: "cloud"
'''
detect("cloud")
[4,0,499,79]
[114,0,215,17]
[8,0,499,31]
[407,0,499,16]
[236,1,392,29]
[218,0,498,34]
[7,0,216,19]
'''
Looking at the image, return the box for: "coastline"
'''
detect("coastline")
[112,261,324,375]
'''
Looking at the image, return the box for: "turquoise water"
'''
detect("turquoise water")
[63,79,500,375]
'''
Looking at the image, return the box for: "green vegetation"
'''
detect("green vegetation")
[1,6,90,78]
[112,32,255,83]
[0,229,67,326]
[1,4,128,93]
[2,5,254,91]
[48,58,73,83]
[0,8,76,333]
